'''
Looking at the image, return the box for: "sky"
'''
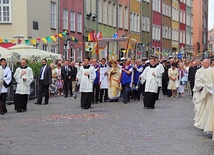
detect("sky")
[209,0,214,30]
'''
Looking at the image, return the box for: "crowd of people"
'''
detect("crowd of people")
[0,55,213,141]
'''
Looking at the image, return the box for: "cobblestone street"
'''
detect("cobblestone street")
[0,92,213,155]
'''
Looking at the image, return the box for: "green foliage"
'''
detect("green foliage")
[13,60,54,79]
[27,62,42,78]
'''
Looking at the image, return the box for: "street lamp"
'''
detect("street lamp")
[13,35,24,44]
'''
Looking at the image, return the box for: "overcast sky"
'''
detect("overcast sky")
[209,0,214,30]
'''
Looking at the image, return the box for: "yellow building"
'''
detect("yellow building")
[0,0,59,53]
[171,0,179,54]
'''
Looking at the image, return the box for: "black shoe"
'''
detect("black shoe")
[43,103,48,105]
[17,110,22,112]
[73,94,77,99]
[34,103,41,105]
[0,112,4,115]
[123,101,128,104]
[64,95,68,98]
[70,94,73,97]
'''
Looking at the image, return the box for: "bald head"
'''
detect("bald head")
[203,59,210,69]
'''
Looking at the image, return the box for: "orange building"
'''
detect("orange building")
[193,0,208,55]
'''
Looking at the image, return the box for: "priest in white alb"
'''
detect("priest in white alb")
[193,59,214,141]
[77,57,96,109]
[14,58,34,112]
[140,58,162,109]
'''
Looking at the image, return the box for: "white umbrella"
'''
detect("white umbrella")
[8,44,62,60]
[0,46,16,59]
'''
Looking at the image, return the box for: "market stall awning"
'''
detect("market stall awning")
[0,46,17,59]
[8,44,62,60]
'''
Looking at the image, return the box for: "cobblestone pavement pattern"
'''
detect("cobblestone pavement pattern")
[0,93,213,155]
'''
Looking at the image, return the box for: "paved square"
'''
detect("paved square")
[0,93,213,155]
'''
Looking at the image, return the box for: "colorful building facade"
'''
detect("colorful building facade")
[193,0,209,56]
[60,0,84,61]
[162,0,172,58]
[152,0,162,58]
[171,0,179,54]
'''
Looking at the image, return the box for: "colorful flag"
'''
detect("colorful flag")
[88,32,93,41]
[93,30,97,42]
[96,32,103,40]
[30,39,36,45]
[112,32,118,38]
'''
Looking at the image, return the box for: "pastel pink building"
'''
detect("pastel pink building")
[60,0,84,62]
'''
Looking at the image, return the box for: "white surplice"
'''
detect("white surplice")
[0,66,4,92]
[1,67,12,93]
[140,66,161,93]
[14,66,34,95]
[77,66,96,92]
[156,63,164,87]
[192,67,214,134]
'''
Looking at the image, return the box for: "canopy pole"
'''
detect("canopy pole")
[125,38,130,58]
[107,42,110,60]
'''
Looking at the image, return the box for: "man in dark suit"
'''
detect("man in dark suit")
[35,59,52,105]
[70,61,77,99]
[61,60,72,97]
[188,60,199,97]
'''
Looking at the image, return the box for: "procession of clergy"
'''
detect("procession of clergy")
[0,55,213,141]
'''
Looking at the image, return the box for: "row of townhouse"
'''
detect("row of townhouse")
[0,0,208,61]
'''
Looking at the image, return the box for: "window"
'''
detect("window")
[152,25,161,41]
[136,14,139,32]
[63,9,68,30]
[145,17,150,32]
[43,44,48,51]
[130,12,133,31]
[112,4,116,27]
[108,2,112,26]
[142,16,145,31]
[70,48,75,62]
[153,0,160,12]
[91,0,96,14]
[50,2,56,28]
[124,6,128,29]
[70,11,75,31]
[77,13,82,33]
[33,21,39,30]
[98,0,102,23]
[103,0,107,24]
[77,49,82,61]
[51,45,56,53]
[118,5,122,28]
[0,0,11,23]
[86,0,90,12]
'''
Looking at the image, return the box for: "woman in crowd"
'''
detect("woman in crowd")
[177,63,187,97]
[167,63,178,98]
[55,62,63,96]
[49,63,58,95]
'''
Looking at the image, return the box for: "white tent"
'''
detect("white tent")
[0,46,16,59]
[8,44,62,60]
